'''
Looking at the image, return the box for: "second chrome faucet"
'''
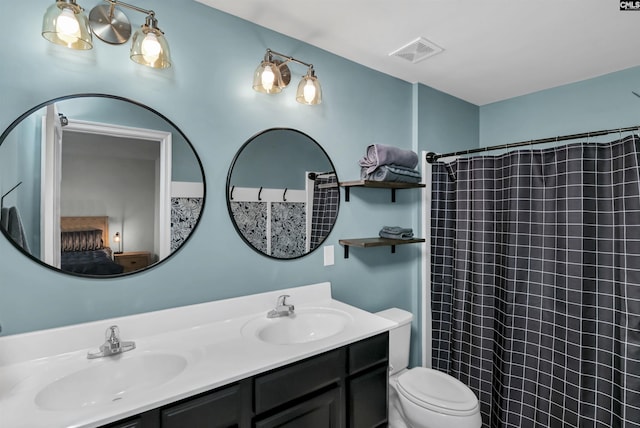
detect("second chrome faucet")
[87,325,136,359]
[267,295,295,318]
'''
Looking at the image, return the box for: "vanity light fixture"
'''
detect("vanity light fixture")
[42,0,93,50]
[252,49,323,105]
[113,232,122,254]
[42,0,172,69]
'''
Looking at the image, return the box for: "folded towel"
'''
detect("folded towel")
[358,144,419,175]
[379,226,414,240]
[360,164,422,183]
[381,226,413,234]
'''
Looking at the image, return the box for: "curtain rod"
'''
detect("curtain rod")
[425,126,640,163]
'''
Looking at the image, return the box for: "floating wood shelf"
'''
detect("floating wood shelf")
[339,180,425,202]
[338,237,425,258]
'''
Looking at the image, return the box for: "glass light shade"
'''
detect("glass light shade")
[42,1,93,50]
[130,26,172,69]
[296,73,322,105]
[253,61,284,94]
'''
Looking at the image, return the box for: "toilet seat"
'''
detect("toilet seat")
[397,368,479,417]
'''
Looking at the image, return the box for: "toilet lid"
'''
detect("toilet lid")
[397,368,478,414]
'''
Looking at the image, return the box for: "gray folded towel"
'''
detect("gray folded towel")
[360,164,422,183]
[379,226,414,240]
[358,144,419,175]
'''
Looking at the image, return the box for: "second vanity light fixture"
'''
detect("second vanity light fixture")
[42,0,172,69]
[253,49,323,105]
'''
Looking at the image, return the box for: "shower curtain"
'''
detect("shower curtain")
[430,135,640,428]
[309,173,339,251]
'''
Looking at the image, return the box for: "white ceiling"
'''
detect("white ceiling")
[196,0,640,106]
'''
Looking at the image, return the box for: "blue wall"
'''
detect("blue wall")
[415,84,480,155]
[229,129,333,189]
[480,67,640,147]
[0,113,42,256]
[0,0,479,366]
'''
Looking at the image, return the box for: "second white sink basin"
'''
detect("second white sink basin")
[242,307,353,345]
[35,352,187,411]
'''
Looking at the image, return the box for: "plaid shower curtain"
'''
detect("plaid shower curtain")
[309,173,339,251]
[430,135,640,428]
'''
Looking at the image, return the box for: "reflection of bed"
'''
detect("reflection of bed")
[60,216,124,275]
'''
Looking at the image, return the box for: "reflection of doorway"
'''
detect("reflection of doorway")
[41,108,172,266]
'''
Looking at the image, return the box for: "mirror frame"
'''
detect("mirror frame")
[226,127,339,260]
[0,93,207,277]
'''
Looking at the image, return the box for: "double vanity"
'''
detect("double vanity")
[0,282,394,427]
[0,94,393,427]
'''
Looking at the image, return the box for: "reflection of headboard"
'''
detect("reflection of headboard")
[60,216,110,247]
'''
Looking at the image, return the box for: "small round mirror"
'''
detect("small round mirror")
[226,128,339,259]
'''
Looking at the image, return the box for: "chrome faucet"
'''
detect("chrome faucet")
[87,325,136,359]
[267,294,295,318]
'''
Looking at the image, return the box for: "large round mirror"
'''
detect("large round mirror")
[227,128,339,259]
[0,94,205,277]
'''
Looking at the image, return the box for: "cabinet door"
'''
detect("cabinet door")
[101,418,143,428]
[161,383,246,428]
[348,332,388,376]
[348,365,388,428]
[99,409,161,428]
[254,348,344,414]
[254,387,342,428]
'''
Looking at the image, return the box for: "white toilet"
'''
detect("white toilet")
[376,308,482,428]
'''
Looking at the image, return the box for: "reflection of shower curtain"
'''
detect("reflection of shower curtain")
[430,136,640,428]
[309,173,339,251]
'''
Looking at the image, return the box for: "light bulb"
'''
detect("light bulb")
[303,79,316,104]
[141,32,162,64]
[261,65,275,91]
[56,7,80,44]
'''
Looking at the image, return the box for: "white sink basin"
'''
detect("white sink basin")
[242,307,353,345]
[35,352,187,411]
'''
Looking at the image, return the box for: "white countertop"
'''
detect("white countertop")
[0,282,395,428]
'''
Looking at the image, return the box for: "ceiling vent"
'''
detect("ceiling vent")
[389,37,444,63]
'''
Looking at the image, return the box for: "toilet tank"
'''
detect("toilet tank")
[375,308,413,376]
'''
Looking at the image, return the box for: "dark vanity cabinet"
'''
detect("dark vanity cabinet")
[253,347,344,427]
[100,332,389,428]
[347,332,390,428]
[161,381,251,428]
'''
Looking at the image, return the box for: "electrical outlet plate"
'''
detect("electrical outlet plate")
[324,245,335,266]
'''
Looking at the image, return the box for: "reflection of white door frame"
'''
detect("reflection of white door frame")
[41,105,62,267]
[42,118,172,261]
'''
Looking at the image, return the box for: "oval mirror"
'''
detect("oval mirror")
[0,94,205,277]
[226,128,339,259]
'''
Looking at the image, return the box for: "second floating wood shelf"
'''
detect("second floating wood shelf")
[338,237,425,258]
[339,180,425,202]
